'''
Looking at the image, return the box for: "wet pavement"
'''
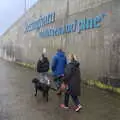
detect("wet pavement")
[0,59,120,120]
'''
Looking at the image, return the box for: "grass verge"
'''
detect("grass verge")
[85,80,120,94]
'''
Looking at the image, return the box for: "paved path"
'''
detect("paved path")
[0,59,120,120]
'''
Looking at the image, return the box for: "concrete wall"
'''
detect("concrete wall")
[0,0,120,80]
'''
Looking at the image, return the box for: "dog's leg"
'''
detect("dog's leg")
[42,91,48,102]
[45,91,48,102]
[34,86,37,96]
[42,91,46,97]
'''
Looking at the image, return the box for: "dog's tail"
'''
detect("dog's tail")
[32,78,39,84]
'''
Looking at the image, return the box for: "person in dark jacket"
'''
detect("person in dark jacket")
[36,53,49,84]
[37,53,49,73]
[60,54,82,112]
[51,49,67,95]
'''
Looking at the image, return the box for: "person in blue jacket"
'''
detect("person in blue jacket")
[51,49,67,95]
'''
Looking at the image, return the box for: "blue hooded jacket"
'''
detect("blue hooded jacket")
[51,51,67,76]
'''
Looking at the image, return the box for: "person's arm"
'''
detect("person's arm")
[75,61,80,68]
[35,60,39,72]
[51,56,57,72]
[63,65,74,84]
[64,57,67,66]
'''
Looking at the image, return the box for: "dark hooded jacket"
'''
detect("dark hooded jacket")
[64,60,81,96]
[37,57,49,73]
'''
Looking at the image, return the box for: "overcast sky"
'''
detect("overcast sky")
[0,0,38,35]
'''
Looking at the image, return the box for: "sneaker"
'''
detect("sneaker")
[75,105,82,112]
[60,104,69,109]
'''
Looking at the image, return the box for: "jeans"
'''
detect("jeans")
[55,80,61,89]
[64,91,80,107]
[54,75,63,89]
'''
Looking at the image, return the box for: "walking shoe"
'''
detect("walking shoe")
[60,104,69,109]
[75,104,82,112]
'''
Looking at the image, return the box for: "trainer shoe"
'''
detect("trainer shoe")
[75,104,82,112]
[60,104,69,109]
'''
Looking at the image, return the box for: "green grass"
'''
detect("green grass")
[15,61,51,72]
[15,61,35,69]
[86,80,120,94]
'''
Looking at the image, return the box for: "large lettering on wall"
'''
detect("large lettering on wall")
[24,12,107,38]
[25,12,55,32]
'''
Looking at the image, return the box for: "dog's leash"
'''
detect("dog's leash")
[50,87,57,91]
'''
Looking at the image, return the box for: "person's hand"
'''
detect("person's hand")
[60,83,67,92]
[61,74,64,77]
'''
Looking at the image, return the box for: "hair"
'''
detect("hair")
[57,48,63,52]
[69,54,77,61]
[74,55,77,61]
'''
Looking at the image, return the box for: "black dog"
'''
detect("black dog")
[32,78,50,102]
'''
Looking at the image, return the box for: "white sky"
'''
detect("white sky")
[0,0,38,35]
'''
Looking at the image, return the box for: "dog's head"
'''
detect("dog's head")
[32,78,39,84]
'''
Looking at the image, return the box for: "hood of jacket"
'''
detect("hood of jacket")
[56,51,65,58]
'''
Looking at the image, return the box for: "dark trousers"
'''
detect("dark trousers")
[64,91,80,107]
[54,75,63,89]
